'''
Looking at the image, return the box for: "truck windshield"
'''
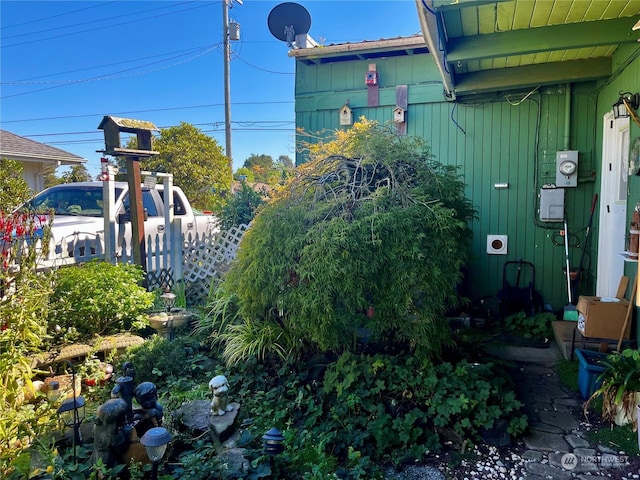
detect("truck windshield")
[22,186,124,217]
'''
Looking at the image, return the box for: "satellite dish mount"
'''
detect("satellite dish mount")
[268,2,312,48]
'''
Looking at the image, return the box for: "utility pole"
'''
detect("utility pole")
[222,0,233,180]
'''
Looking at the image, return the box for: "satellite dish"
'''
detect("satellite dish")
[268,2,311,47]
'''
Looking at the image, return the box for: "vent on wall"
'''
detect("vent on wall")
[487,235,508,255]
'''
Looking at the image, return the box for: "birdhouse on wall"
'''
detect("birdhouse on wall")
[339,105,353,126]
[97,116,159,157]
[365,70,378,86]
[393,107,406,124]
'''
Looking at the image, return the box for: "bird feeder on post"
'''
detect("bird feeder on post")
[98,116,159,274]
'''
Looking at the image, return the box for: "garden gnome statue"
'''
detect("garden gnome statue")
[209,375,233,416]
[133,381,164,427]
[91,398,131,468]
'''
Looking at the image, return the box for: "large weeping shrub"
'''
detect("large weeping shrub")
[216,119,476,362]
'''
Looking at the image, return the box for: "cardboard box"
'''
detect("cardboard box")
[576,276,631,340]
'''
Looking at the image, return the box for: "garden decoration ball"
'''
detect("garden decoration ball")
[209,375,233,416]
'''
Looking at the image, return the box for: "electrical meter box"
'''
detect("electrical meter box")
[556,150,578,187]
[540,187,565,222]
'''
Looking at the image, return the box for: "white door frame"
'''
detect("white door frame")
[596,113,629,297]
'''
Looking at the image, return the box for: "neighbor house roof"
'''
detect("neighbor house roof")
[0,129,86,165]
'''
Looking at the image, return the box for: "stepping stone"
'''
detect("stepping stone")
[566,435,591,449]
[529,384,569,400]
[528,421,563,434]
[522,450,544,461]
[555,397,582,408]
[537,410,579,431]
[548,452,599,473]
[525,461,573,479]
[573,447,596,457]
[529,401,554,413]
[523,430,570,452]
[550,402,574,413]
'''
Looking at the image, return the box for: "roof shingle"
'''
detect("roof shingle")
[0,129,86,164]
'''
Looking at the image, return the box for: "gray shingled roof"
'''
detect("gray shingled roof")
[0,129,86,165]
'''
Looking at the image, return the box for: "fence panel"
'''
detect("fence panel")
[11,223,249,304]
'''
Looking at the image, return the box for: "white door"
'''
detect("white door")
[596,113,629,297]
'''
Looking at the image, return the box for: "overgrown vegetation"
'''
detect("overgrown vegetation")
[208,118,476,364]
[0,210,57,477]
[2,119,534,479]
[218,181,267,229]
[122,337,527,478]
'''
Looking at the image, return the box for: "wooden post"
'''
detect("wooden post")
[126,157,146,272]
[618,274,637,352]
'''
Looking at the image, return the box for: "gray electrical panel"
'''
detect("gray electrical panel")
[540,187,565,222]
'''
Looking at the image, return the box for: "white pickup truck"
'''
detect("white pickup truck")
[20,181,217,261]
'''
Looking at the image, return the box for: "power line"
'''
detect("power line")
[4,44,216,83]
[1,1,119,30]
[235,55,294,75]
[22,121,296,138]
[2,2,194,40]
[42,128,295,146]
[2,2,211,48]
[1,101,295,124]
[0,45,218,99]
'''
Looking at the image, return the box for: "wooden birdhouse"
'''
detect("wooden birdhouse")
[393,106,406,124]
[97,116,159,157]
[339,105,353,126]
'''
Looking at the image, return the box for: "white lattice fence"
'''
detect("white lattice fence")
[182,224,249,305]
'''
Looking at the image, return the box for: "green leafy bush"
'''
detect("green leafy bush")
[321,353,527,462]
[215,119,476,363]
[123,335,212,400]
[227,351,526,474]
[218,181,266,229]
[50,261,154,336]
[0,158,32,211]
[503,311,555,339]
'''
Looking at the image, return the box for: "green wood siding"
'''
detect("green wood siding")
[295,49,637,313]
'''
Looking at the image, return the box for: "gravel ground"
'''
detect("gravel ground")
[384,443,640,480]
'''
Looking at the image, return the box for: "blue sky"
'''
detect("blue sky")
[1,0,422,178]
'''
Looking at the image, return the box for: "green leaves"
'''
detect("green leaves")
[219,120,475,360]
[320,352,526,462]
[50,261,154,336]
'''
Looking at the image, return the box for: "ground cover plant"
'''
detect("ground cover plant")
[502,311,555,340]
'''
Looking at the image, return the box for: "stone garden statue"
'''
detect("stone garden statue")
[91,398,131,468]
[209,375,233,416]
[133,381,164,427]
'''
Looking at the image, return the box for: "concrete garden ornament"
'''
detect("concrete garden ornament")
[209,375,233,416]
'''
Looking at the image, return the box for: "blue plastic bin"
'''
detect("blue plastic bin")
[575,348,608,399]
